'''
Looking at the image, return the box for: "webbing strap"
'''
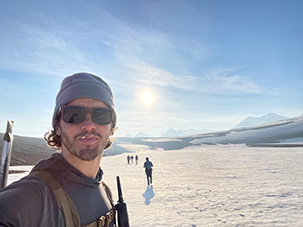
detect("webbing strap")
[31,170,81,227]
[101,182,114,207]
[86,209,116,227]
[31,170,116,227]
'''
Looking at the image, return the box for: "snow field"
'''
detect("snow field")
[100,145,303,226]
[7,145,303,226]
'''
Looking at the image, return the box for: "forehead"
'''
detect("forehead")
[66,98,109,108]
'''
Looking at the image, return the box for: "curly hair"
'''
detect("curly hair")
[44,115,115,150]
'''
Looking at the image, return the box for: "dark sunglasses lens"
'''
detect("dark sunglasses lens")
[63,107,86,123]
[93,108,112,125]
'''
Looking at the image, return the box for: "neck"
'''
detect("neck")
[61,149,102,178]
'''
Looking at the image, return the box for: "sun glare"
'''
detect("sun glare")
[141,90,154,105]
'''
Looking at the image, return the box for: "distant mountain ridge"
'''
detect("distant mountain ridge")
[126,128,214,137]
[135,132,150,137]
[160,128,213,137]
[0,133,54,165]
[131,113,289,137]
[233,113,288,129]
[191,115,303,146]
[1,114,302,166]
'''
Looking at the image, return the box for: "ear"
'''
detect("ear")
[56,125,62,136]
[110,126,117,136]
[54,115,62,136]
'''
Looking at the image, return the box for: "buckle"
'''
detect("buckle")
[97,216,106,227]
[107,209,115,222]
[97,209,116,227]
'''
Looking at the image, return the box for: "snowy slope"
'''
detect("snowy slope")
[233,113,288,129]
[190,115,303,146]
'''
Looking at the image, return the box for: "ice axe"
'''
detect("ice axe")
[0,120,14,189]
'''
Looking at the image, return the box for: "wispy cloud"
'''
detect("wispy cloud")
[1,6,263,97]
[0,17,103,77]
[99,22,264,95]
[120,56,263,95]
[198,68,263,94]
[121,57,195,89]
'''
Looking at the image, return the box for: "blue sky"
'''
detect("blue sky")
[0,0,302,138]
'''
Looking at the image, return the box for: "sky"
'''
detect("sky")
[0,0,302,138]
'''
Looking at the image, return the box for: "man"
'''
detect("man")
[135,155,138,165]
[143,157,153,185]
[0,73,117,227]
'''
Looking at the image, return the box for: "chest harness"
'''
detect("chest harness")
[31,170,116,227]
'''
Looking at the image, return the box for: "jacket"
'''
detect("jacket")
[0,153,115,227]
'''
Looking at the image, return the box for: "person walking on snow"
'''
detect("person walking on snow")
[127,155,130,165]
[130,155,134,164]
[143,157,153,185]
[135,155,138,165]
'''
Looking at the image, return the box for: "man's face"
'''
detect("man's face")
[58,98,113,161]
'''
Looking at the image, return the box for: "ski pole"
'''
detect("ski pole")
[0,120,14,189]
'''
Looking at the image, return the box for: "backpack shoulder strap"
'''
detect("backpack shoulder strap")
[30,170,80,227]
[101,181,114,207]
[79,181,116,227]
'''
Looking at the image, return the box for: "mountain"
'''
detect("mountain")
[135,132,151,137]
[125,115,303,151]
[191,115,303,146]
[0,134,54,165]
[161,129,185,137]
[1,115,302,166]
[0,133,133,166]
[161,128,214,137]
[233,113,288,129]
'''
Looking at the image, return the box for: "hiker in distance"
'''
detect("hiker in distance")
[143,157,153,185]
[127,155,130,165]
[135,155,138,165]
[0,73,118,227]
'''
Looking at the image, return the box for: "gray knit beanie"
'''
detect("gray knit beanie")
[52,72,116,128]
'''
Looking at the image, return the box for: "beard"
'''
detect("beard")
[61,130,110,161]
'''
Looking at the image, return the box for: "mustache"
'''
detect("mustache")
[74,131,102,139]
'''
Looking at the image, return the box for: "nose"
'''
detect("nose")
[80,112,96,131]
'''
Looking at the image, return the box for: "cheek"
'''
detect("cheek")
[100,125,112,135]
[59,120,78,135]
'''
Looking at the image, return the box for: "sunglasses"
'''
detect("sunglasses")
[61,106,113,125]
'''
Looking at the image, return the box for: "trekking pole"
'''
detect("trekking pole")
[0,120,14,189]
[115,176,129,227]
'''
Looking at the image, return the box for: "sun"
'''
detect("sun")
[140,90,154,105]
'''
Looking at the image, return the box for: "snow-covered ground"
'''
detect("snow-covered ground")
[190,115,303,145]
[7,145,303,226]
